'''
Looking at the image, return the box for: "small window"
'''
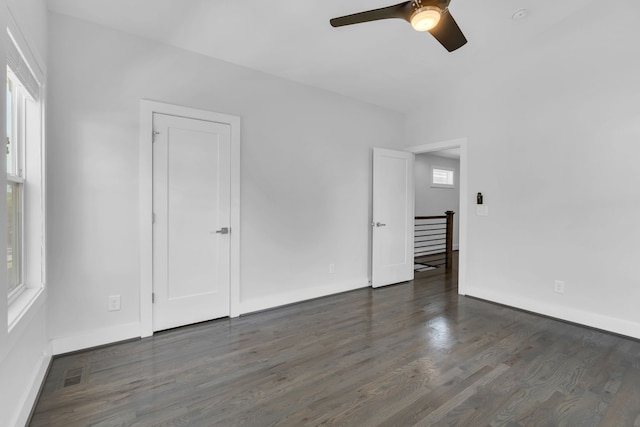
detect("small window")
[431,166,455,188]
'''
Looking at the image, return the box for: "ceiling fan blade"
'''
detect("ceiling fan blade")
[330,2,412,28]
[428,9,467,52]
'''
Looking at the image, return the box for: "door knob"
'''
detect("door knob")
[215,227,230,234]
[373,222,386,227]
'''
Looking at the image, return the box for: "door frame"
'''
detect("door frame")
[405,137,468,295]
[139,100,241,338]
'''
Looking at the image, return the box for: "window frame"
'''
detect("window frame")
[431,165,456,189]
[6,67,28,304]
[4,27,46,330]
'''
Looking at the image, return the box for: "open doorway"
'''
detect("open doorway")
[414,150,459,275]
[406,138,467,294]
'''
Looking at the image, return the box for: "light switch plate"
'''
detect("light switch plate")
[476,205,489,216]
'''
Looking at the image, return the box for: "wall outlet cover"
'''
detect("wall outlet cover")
[554,280,565,294]
[108,295,121,311]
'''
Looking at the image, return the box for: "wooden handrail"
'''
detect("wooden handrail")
[415,215,447,220]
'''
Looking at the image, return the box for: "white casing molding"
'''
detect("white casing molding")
[139,100,241,338]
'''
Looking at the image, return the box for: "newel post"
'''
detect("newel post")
[445,211,455,271]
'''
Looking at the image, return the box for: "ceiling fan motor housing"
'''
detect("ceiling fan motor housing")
[411,0,451,12]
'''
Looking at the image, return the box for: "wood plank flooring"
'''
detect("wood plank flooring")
[30,257,640,426]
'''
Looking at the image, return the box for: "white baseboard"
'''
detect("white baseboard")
[51,322,141,356]
[239,279,369,315]
[465,286,640,340]
[14,350,51,427]
[51,281,369,354]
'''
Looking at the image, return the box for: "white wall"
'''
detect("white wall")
[415,153,460,249]
[1,1,50,426]
[406,0,640,338]
[46,13,405,351]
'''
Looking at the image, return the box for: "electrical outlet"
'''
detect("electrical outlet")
[329,263,336,274]
[108,295,121,311]
[554,280,565,294]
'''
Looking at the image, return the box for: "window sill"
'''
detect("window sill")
[8,286,45,332]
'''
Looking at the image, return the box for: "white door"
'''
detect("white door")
[152,113,231,331]
[372,148,415,288]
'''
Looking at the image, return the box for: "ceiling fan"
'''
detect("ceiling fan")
[330,0,467,52]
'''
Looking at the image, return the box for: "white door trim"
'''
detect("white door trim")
[405,137,468,296]
[139,100,241,338]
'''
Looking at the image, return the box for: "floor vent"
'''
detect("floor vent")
[63,368,84,387]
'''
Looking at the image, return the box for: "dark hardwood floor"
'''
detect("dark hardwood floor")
[30,255,640,426]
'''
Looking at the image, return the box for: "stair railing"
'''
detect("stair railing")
[414,211,455,272]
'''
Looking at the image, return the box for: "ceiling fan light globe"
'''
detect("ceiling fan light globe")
[410,6,442,32]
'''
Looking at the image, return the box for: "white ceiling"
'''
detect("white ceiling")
[47,0,597,112]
